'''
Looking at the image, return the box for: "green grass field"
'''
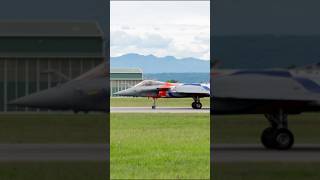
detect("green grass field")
[214,113,320,144]
[0,110,319,179]
[110,113,210,179]
[111,97,210,107]
[0,162,107,180]
[0,114,107,143]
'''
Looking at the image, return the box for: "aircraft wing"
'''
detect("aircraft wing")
[174,85,210,96]
[213,73,320,102]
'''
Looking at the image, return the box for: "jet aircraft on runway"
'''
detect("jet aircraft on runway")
[114,80,210,109]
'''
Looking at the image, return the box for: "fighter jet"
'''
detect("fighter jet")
[114,80,210,109]
[212,65,320,150]
[9,62,108,113]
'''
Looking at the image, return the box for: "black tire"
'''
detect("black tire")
[194,102,202,109]
[191,102,196,109]
[274,128,294,150]
[261,127,277,149]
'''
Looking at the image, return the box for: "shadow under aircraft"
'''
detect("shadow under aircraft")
[213,63,320,150]
[10,62,108,113]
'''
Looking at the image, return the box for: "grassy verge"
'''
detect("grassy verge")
[213,113,320,144]
[111,97,210,107]
[213,162,320,180]
[0,114,107,143]
[0,162,107,180]
[110,113,210,179]
[0,112,318,144]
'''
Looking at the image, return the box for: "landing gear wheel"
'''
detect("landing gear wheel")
[192,102,196,109]
[274,128,294,150]
[261,127,276,149]
[152,105,156,109]
[261,128,294,150]
[192,102,202,109]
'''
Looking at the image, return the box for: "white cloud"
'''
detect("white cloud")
[111,1,210,60]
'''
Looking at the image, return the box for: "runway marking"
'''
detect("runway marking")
[212,144,320,162]
[111,107,210,113]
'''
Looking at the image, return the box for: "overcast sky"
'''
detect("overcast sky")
[111,1,210,60]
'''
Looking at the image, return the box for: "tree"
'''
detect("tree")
[166,80,178,83]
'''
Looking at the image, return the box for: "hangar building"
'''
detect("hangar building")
[110,68,143,96]
[0,21,104,112]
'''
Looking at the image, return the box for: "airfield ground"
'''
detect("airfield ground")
[0,114,106,143]
[110,113,210,179]
[111,97,210,107]
[213,162,320,180]
[0,162,107,180]
[0,96,319,179]
[214,113,320,144]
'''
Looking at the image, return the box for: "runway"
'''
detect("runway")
[213,144,320,162]
[0,144,108,161]
[111,107,210,113]
[2,143,319,162]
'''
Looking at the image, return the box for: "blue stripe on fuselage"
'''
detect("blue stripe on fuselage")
[294,77,320,93]
[183,83,202,86]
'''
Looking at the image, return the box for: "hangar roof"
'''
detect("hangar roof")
[111,68,143,74]
[111,68,143,80]
[0,21,102,37]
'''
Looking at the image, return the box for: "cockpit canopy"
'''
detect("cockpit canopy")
[134,80,165,87]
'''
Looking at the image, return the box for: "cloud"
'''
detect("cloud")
[194,35,210,44]
[111,30,172,49]
[138,34,172,48]
[111,2,210,60]
[110,31,140,46]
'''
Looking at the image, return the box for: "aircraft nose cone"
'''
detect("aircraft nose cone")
[114,89,135,96]
[9,88,70,109]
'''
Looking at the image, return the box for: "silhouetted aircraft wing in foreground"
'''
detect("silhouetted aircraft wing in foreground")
[212,69,320,150]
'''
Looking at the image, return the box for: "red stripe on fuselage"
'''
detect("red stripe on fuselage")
[156,82,175,98]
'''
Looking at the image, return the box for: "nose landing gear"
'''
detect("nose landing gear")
[192,97,202,109]
[152,98,157,109]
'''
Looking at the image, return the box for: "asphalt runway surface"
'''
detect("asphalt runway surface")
[0,144,108,161]
[213,144,320,162]
[1,143,320,162]
[111,107,210,113]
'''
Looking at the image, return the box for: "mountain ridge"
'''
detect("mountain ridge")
[111,53,210,73]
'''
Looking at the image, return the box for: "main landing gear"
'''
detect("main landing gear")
[261,109,294,150]
[192,97,202,109]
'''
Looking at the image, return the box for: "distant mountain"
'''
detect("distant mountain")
[144,73,209,83]
[111,53,210,73]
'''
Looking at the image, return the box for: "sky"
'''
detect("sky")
[214,0,320,35]
[111,1,210,60]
